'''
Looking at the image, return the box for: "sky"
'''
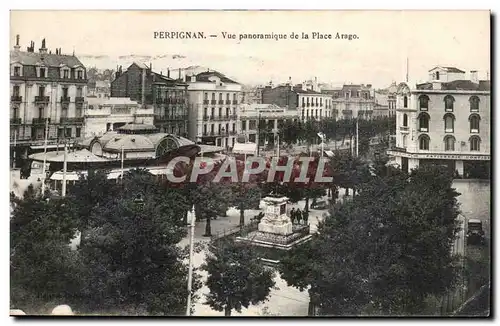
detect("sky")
[10,10,490,88]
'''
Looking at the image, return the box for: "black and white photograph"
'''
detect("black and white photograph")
[8,9,491,317]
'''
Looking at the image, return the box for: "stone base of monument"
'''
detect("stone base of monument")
[235,225,312,266]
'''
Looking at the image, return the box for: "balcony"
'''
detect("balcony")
[229,130,237,136]
[342,110,352,115]
[391,146,407,153]
[218,100,224,105]
[75,97,85,103]
[203,115,210,121]
[211,100,217,105]
[400,126,409,132]
[10,118,22,125]
[203,131,215,137]
[203,100,209,105]
[60,117,84,124]
[35,96,50,103]
[232,100,238,105]
[156,98,164,104]
[32,117,50,124]
[225,100,231,105]
[230,114,238,120]
[11,96,22,102]
[60,96,71,103]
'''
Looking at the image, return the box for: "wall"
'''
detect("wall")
[261,86,298,110]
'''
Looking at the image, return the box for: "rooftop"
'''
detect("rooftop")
[193,70,240,84]
[10,50,85,68]
[429,66,466,73]
[416,80,491,91]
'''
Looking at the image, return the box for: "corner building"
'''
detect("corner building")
[387,66,490,178]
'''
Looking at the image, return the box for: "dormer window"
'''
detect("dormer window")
[38,67,47,78]
[11,64,23,77]
[77,70,83,79]
[436,71,440,80]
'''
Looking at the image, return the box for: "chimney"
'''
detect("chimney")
[167,68,170,78]
[190,75,196,82]
[470,70,478,83]
[39,38,47,54]
[14,34,20,51]
[178,68,181,80]
[367,84,372,88]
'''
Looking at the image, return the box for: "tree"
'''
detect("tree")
[10,185,80,309]
[203,240,276,316]
[281,165,461,315]
[78,170,201,315]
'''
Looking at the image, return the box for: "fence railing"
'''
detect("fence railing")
[210,220,259,242]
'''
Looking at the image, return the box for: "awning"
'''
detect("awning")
[29,149,110,163]
[232,142,257,155]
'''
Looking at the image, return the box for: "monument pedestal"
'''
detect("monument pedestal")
[236,195,312,265]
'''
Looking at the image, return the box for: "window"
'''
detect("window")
[419,95,429,110]
[61,106,68,118]
[38,86,45,96]
[58,128,64,139]
[436,71,440,80]
[65,128,72,138]
[13,85,20,97]
[226,93,230,101]
[204,93,208,100]
[211,93,215,100]
[444,95,455,112]
[226,108,229,116]
[38,107,44,118]
[469,114,480,133]
[39,67,46,78]
[444,135,455,151]
[403,113,408,127]
[77,87,83,97]
[12,107,18,119]
[219,93,222,100]
[77,70,83,79]
[470,96,480,112]
[419,134,430,150]
[14,66,20,76]
[402,134,407,148]
[444,113,455,133]
[418,113,429,132]
[76,127,81,138]
[203,125,207,134]
[76,107,82,117]
[218,108,222,117]
[403,96,408,108]
[232,123,236,131]
[470,136,481,151]
[233,94,237,101]
[63,69,69,78]
[211,108,215,117]
[203,108,207,117]
[62,88,68,98]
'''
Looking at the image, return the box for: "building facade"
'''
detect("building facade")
[239,103,300,143]
[373,82,397,117]
[87,80,110,99]
[322,84,375,120]
[387,66,491,178]
[85,97,154,137]
[10,36,88,167]
[185,70,241,149]
[262,79,333,121]
[110,63,189,137]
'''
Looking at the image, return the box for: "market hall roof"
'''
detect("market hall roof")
[29,149,109,163]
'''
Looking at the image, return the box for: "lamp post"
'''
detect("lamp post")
[186,205,196,316]
[40,89,53,195]
[256,112,261,156]
[61,141,68,197]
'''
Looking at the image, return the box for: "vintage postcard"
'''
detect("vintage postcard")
[9,10,490,317]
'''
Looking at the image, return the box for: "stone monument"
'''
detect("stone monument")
[235,194,312,265]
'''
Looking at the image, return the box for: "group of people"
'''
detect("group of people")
[289,208,309,225]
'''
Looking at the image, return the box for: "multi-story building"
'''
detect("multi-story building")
[110,63,188,137]
[387,66,491,178]
[87,80,110,99]
[84,97,154,137]
[241,85,264,104]
[322,84,375,120]
[373,82,398,117]
[261,78,333,121]
[10,36,88,167]
[185,70,241,149]
[239,103,299,143]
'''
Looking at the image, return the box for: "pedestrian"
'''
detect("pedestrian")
[290,208,296,224]
[296,209,302,225]
[303,210,309,226]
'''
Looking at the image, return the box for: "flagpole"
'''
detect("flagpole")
[186,205,196,316]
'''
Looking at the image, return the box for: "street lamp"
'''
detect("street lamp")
[186,205,196,316]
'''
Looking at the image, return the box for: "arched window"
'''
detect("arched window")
[419,134,430,150]
[470,136,481,151]
[469,114,480,133]
[418,112,430,132]
[419,95,429,111]
[444,95,455,112]
[403,95,408,108]
[444,135,455,151]
[469,96,480,112]
[443,113,455,133]
[403,113,408,127]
